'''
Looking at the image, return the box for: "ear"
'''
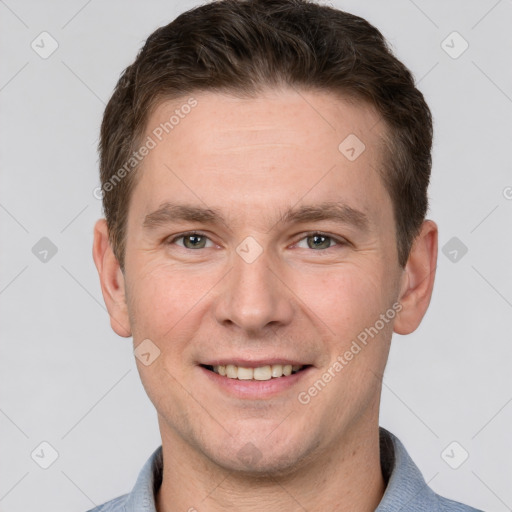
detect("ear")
[394,220,438,335]
[92,218,132,337]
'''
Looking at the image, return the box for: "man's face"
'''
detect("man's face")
[121,88,404,474]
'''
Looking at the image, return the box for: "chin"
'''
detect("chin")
[203,431,320,478]
[212,452,306,478]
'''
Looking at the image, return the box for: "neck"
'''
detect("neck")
[155,421,385,512]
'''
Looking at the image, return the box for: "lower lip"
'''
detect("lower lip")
[199,365,313,399]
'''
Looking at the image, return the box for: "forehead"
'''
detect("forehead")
[132,88,391,228]
[145,88,384,156]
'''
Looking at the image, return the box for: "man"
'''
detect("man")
[90,0,481,510]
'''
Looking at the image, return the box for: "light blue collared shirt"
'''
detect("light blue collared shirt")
[86,427,482,511]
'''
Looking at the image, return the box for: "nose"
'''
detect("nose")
[213,247,294,334]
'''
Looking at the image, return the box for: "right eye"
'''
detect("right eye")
[168,232,215,250]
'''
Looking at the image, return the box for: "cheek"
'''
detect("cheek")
[125,261,209,342]
[293,265,392,341]
[125,264,207,399]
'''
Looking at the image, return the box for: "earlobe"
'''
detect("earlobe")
[92,219,132,338]
[393,220,438,335]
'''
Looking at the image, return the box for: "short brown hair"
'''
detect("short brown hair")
[99,0,433,270]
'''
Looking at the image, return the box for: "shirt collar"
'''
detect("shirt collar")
[376,427,441,511]
[123,443,162,511]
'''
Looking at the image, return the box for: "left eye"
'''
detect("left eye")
[295,233,343,250]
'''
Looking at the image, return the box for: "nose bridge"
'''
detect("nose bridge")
[214,242,293,332]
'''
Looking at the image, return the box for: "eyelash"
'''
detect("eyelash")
[167,231,348,251]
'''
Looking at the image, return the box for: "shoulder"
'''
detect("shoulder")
[83,445,163,512]
[85,493,129,512]
[438,495,483,512]
[378,428,483,512]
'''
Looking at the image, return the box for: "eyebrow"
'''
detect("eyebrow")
[143,201,370,233]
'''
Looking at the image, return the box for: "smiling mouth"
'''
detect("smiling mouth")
[200,364,311,381]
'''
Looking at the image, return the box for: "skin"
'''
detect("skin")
[93,88,437,512]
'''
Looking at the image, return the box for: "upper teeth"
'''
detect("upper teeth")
[213,364,304,380]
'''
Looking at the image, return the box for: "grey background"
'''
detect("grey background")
[0,0,511,510]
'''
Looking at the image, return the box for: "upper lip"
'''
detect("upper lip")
[200,359,311,368]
